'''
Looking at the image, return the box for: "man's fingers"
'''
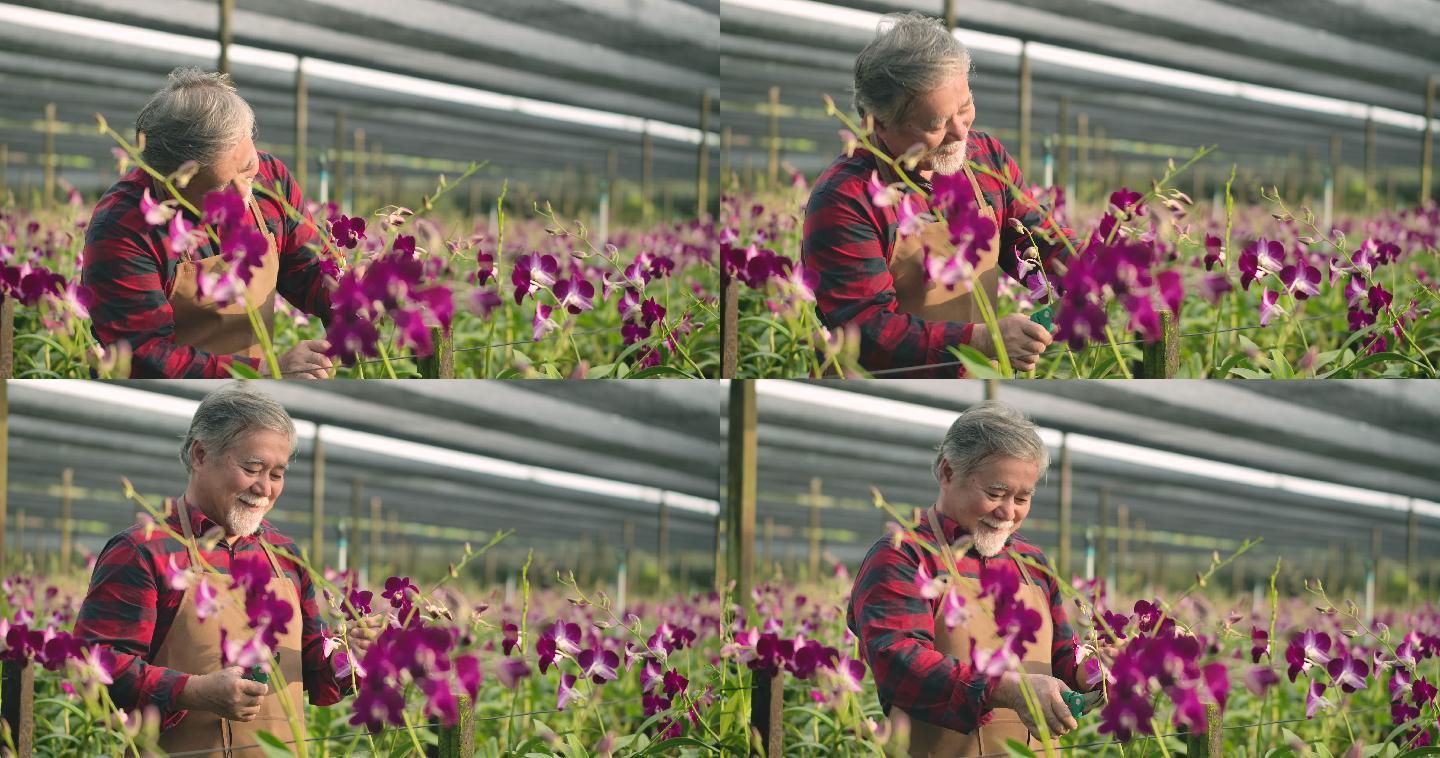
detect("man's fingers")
[240,680,268,697]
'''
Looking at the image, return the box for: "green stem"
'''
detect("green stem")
[1103,324,1134,379]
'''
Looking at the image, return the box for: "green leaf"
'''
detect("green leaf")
[587,362,616,379]
[1002,738,1040,757]
[228,361,263,379]
[1269,348,1294,378]
[254,729,295,758]
[1228,367,1269,379]
[946,344,1002,378]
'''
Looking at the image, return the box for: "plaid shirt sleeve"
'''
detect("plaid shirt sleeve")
[74,532,193,730]
[968,133,1075,289]
[259,154,333,325]
[846,536,1001,733]
[803,164,974,378]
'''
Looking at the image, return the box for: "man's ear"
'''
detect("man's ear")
[938,458,954,484]
[190,440,207,470]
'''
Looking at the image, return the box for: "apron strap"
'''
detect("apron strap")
[246,192,278,252]
[257,539,288,581]
[175,498,207,571]
[1006,550,1041,591]
[925,507,963,578]
[961,164,996,217]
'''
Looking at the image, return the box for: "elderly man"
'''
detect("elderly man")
[83,68,336,379]
[804,13,1072,377]
[76,383,380,755]
[847,401,1100,756]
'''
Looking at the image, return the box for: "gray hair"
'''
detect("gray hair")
[933,400,1049,483]
[853,11,973,127]
[180,382,295,474]
[136,67,256,175]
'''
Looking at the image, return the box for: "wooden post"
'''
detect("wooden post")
[1371,526,1383,607]
[1423,76,1437,205]
[60,468,74,571]
[333,112,347,211]
[1141,310,1178,378]
[808,477,822,579]
[310,428,325,567]
[1058,433,1072,580]
[1056,96,1069,192]
[984,379,997,400]
[0,379,6,571]
[0,297,11,380]
[1407,500,1419,602]
[943,0,956,30]
[622,520,635,600]
[294,61,308,195]
[1184,702,1223,756]
[750,669,784,757]
[763,516,775,577]
[43,103,56,203]
[697,89,711,217]
[1017,42,1032,180]
[369,496,381,587]
[1096,487,1111,586]
[767,86,781,187]
[721,271,738,378]
[435,693,475,758]
[726,381,758,622]
[1,659,33,756]
[217,0,234,76]
[1,143,8,201]
[386,510,399,578]
[713,514,727,590]
[641,127,653,222]
[419,327,455,378]
[1077,113,1089,202]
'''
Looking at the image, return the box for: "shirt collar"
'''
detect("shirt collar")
[927,506,1015,553]
[173,497,265,545]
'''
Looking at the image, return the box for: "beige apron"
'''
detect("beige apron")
[889,165,1001,326]
[167,192,280,359]
[902,508,1056,757]
[155,500,306,757]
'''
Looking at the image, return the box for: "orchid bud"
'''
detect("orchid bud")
[170,160,200,189]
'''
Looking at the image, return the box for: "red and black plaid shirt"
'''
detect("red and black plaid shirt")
[802,131,1072,377]
[81,153,333,378]
[75,502,347,730]
[846,508,1088,734]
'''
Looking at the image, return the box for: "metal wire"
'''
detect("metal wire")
[858,314,1334,378]
[276,326,624,376]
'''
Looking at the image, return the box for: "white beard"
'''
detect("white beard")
[227,495,270,537]
[927,141,968,176]
[973,519,1015,557]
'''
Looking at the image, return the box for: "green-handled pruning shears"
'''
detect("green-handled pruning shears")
[1030,304,1055,331]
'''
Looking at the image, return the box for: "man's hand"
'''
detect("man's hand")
[279,339,334,380]
[178,666,269,722]
[345,614,385,656]
[992,671,1078,737]
[971,315,1053,373]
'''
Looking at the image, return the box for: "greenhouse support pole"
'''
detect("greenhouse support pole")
[1116,503,1129,592]
[43,103,56,202]
[1423,76,1436,205]
[350,479,364,584]
[1017,42,1032,180]
[658,494,670,590]
[294,60,308,194]
[419,327,454,378]
[767,86,780,187]
[1077,113,1089,202]
[1083,525,1095,582]
[1364,527,1380,620]
[726,380,758,622]
[1183,703,1223,757]
[1140,310,1178,378]
[697,89,711,217]
[310,428,325,567]
[333,112,347,212]
[721,126,733,187]
[713,514,726,590]
[808,477,822,579]
[217,0,234,76]
[751,668,784,757]
[0,379,7,570]
[1055,96,1069,192]
[1407,499,1418,602]
[721,270,738,378]
[1,658,33,757]
[60,468,73,571]
[1096,488,1110,587]
[943,0,956,30]
[1,143,8,200]
[984,378,997,400]
[368,497,381,587]
[1058,433,1072,580]
[641,126,653,222]
[620,519,635,612]
[1364,110,1377,207]
[763,516,775,576]
[353,128,366,213]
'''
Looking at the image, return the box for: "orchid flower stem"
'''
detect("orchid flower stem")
[1148,718,1173,758]
[399,705,428,756]
[242,298,283,379]
[970,283,1013,378]
[1014,673,1057,758]
[1102,325,1134,379]
[1385,304,1438,375]
[97,683,140,757]
[267,662,310,758]
[374,338,399,380]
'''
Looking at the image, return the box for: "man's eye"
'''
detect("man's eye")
[243,468,261,476]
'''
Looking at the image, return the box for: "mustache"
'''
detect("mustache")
[237,494,270,508]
